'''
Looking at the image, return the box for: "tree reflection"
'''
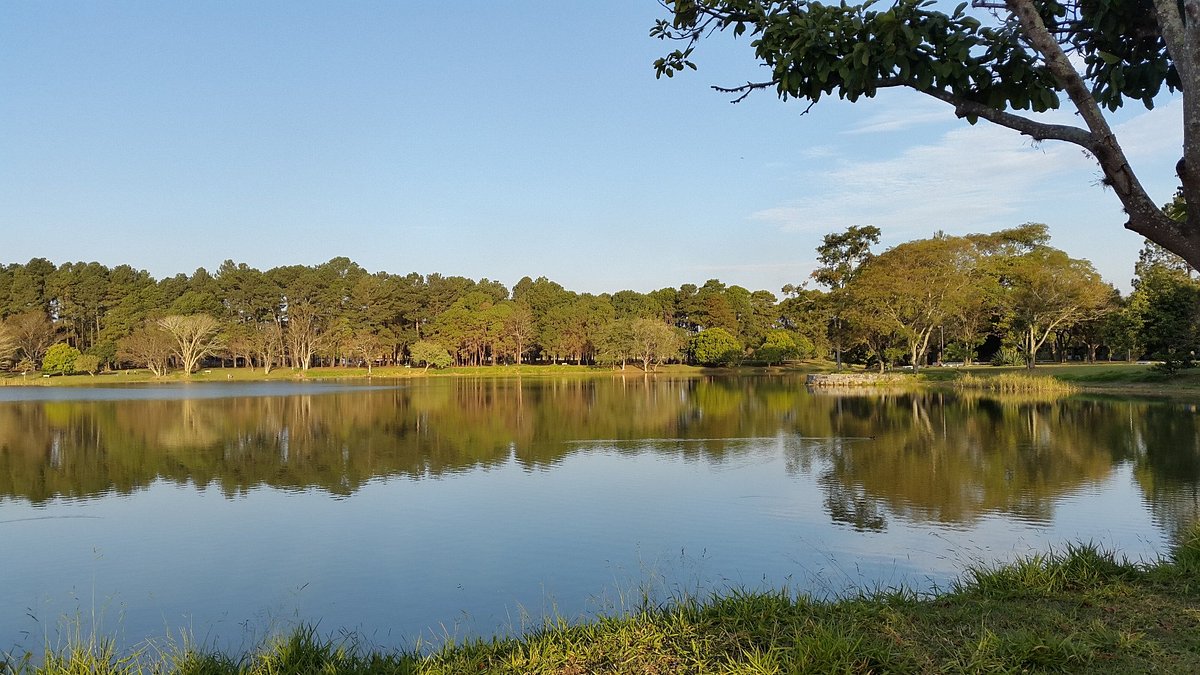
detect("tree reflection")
[0,378,1196,538]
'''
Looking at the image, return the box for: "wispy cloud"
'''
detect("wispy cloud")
[842,96,954,134]
[753,124,1074,236]
[751,101,1182,241]
[1114,98,1182,161]
[685,261,808,273]
[799,145,838,159]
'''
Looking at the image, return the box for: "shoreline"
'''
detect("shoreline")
[8,528,1199,673]
[6,362,1200,400]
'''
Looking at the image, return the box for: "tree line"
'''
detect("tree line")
[793,217,1200,372]
[0,222,1193,375]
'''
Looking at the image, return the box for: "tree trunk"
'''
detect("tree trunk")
[1006,0,1199,268]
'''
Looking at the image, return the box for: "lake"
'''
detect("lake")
[2,375,1197,653]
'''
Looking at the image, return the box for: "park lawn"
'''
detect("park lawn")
[0,360,842,387]
[11,361,1200,399]
[928,362,1200,397]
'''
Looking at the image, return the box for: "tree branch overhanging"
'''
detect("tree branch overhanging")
[655,0,1200,270]
[1005,0,1187,254]
[1152,0,1191,83]
[905,85,1097,149]
[712,80,778,103]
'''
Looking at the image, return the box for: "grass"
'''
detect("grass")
[7,525,1200,674]
[12,361,1200,398]
[952,372,1079,394]
[916,361,1200,399]
[0,361,840,387]
[10,360,1199,399]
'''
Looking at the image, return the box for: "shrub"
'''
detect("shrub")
[409,340,452,371]
[74,354,101,375]
[689,328,743,366]
[990,346,1024,367]
[42,343,82,375]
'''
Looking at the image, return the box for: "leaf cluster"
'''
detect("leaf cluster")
[654,0,1174,113]
[1048,0,1177,110]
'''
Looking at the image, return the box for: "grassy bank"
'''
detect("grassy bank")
[0,361,837,387]
[7,527,1200,674]
[951,372,1079,394]
[1024,362,1200,395]
[7,361,1200,400]
[915,362,1200,398]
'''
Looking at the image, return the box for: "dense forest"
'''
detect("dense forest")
[0,222,1195,376]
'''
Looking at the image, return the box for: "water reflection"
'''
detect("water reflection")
[5,376,1200,650]
[1,377,1198,537]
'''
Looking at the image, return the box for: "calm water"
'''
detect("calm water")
[2,376,1198,652]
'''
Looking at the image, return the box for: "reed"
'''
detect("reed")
[954,372,1079,394]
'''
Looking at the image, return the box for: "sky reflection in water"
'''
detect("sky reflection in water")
[1,376,1195,651]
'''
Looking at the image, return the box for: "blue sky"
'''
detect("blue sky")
[0,1,1181,295]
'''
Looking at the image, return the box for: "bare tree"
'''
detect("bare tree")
[346,329,386,375]
[629,318,682,372]
[285,302,325,371]
[252,321,285,375]
[0,325,17,370]
[158,314,223,375]
[4,310,58,368]
[500,303,536,365]
[118,324,175,377]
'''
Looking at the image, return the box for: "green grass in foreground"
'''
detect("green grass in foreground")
[7,526,1200,674]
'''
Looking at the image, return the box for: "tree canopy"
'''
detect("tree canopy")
[849,235,976,371]
[0,226,1187,375]
[653,1,1196,267]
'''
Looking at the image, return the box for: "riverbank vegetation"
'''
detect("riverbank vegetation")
[7,525,1199,674]
[3,219,1200,381]
[953,372,1079,395]
[6,359,1200,399]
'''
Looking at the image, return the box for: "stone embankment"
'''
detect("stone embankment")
[805,373,908,387]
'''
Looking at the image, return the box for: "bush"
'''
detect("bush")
[689,328,743,366]
[1151,353,1194,375]
[755,330,797,365]
[409,340,452,370]
[88,341,117,368]
[42,343,82,375]
[990,346,1024,367]
[74,354,101,375]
